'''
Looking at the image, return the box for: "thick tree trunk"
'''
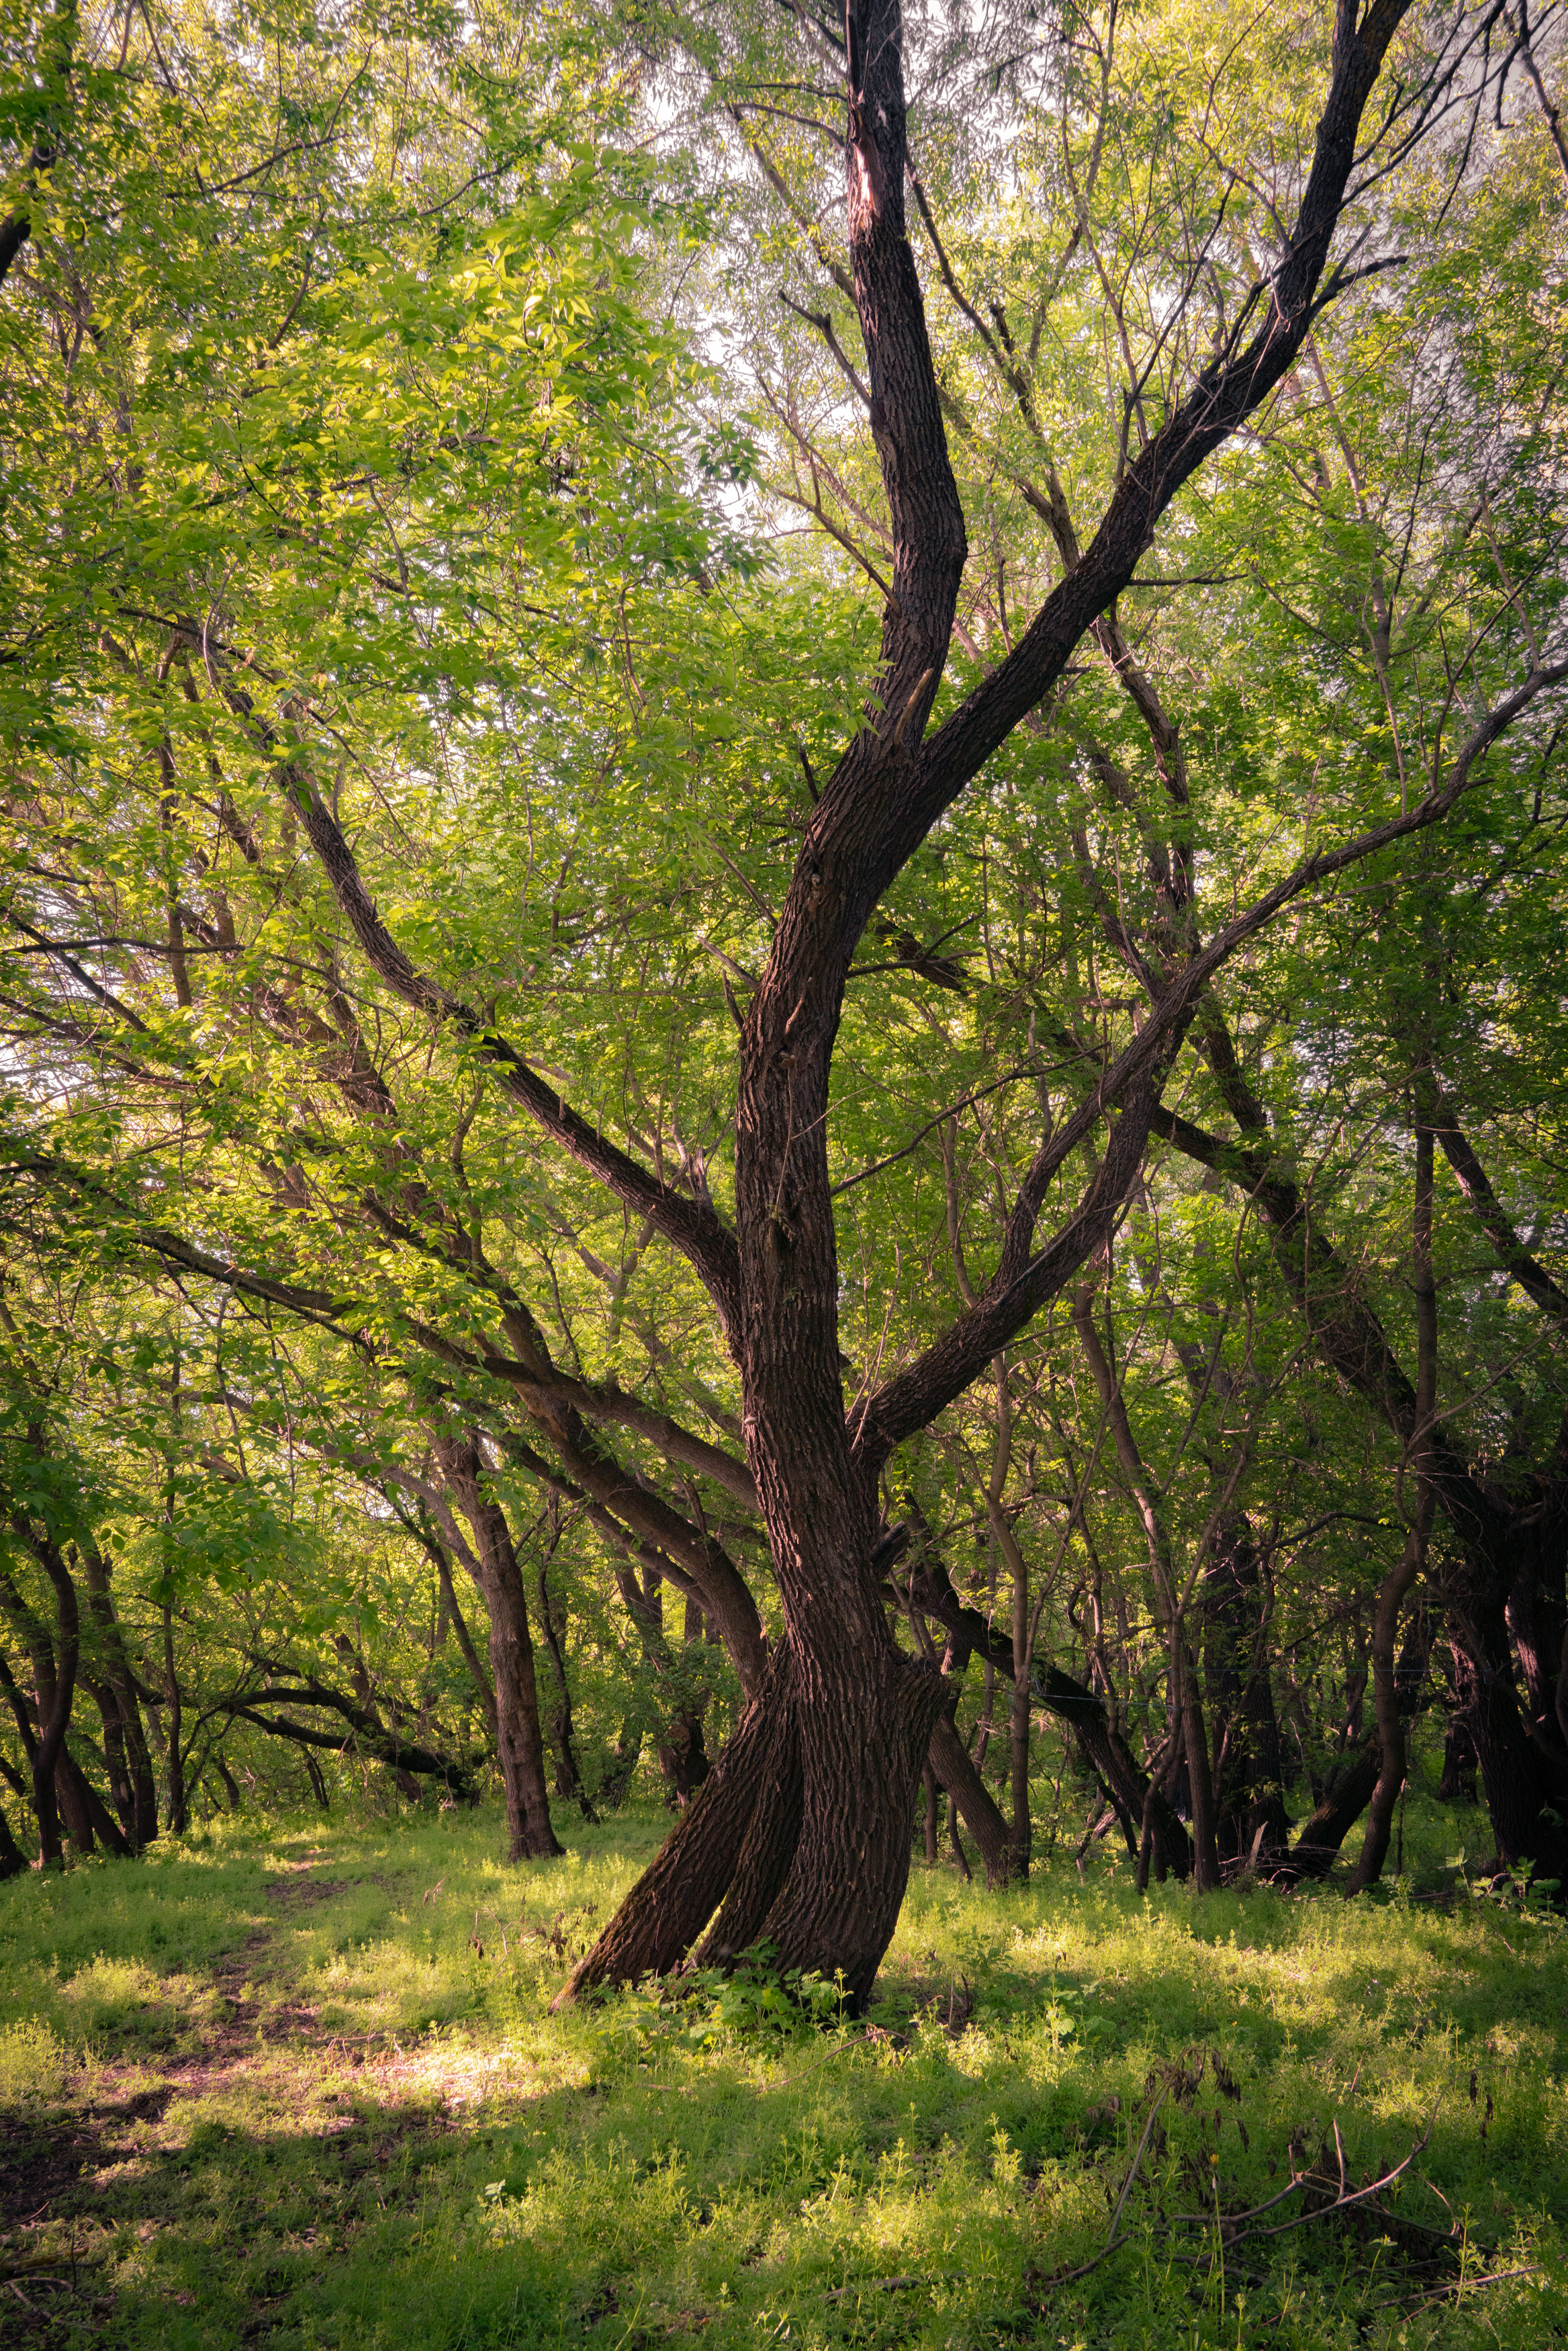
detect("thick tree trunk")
[434,1436,562,1861]
[559,1644,794,1998]
[60,1746,131,1857]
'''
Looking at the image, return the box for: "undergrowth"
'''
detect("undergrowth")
[0,1802,1563,2348]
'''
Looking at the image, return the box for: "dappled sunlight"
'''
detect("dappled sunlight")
[0,1806,1563,2342]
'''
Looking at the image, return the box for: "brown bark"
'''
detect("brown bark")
[434,1435,562,1861]
[559,1644,794,2000]
[284,0,1429,1996]
[927,1708,1013,1888]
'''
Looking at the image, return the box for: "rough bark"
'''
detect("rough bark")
[559,1644,794,2000]
[285,0,1428,1994]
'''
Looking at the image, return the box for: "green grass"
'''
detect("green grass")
[0,1804,1565,2348]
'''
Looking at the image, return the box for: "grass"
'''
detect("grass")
[0,1799,1564,2348]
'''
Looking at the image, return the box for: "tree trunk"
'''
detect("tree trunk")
[0,1800,26,1879]
[1283,1734,1380,1880]
[162,1602,187,1834]
[0,1538,81,1866]
[927,1707,1013,1887]
[434,1435,562,1861]
[1203,1521,1291,1869]
[60,1746,130,1857]
[1439,1710,1479,1804]
[904,1550,1191,1875]
[80,1539,158,1847]
[535,1546,593,1814]
[1347,1111,1437,1894]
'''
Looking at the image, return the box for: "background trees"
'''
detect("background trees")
[1,0,1565,1999]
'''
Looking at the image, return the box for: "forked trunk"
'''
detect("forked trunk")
[561,1636,943,2012]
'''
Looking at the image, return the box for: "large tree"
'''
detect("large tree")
[4,0,1565,1986]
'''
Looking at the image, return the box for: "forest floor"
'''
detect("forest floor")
[0,1803,1563,2351]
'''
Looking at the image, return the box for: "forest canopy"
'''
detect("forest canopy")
[1,0,1567,2008]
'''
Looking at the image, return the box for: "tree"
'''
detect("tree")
[3,0,1565,1986]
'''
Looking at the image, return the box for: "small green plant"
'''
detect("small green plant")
[0,2014,66,2100]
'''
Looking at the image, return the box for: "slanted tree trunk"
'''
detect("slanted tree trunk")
[1284,1733,1381,1880]
[903,1550,1191,1877]
[927,1703,1014,1887]
[434,1435,561,1860]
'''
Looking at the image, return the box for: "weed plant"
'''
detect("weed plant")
[0,1798,1563,2348]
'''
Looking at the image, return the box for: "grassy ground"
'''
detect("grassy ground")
[0,1801,1565,2349]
